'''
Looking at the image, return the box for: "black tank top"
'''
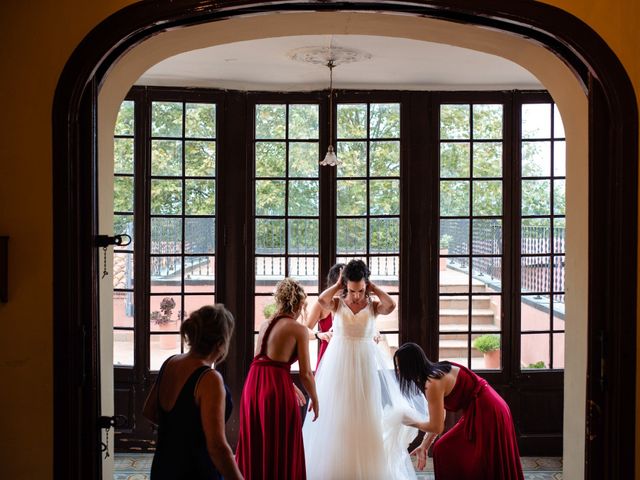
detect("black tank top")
[150,359,233,480]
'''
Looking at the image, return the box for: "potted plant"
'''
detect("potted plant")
[440,234,453,271]
[263,302,277,319]
[152,296,178,349]
[526,360,546,369]
[473,334,501,369]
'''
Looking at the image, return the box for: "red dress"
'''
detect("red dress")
[316,312,332,366]
[235,316,306,480]
[432,363,524,480]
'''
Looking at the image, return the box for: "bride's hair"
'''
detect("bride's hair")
[394,342,452,394]
[326,262,345,287]
[341,259,370,297]
[273,277,307,317]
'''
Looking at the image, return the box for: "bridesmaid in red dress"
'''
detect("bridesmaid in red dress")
[394,342,524,480]
[304,263,344,368]
[236,278,319,480]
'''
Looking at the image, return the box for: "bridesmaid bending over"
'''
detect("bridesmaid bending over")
[395,342,524,480]
[236,278,318,480]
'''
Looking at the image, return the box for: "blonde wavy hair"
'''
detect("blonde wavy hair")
[273,277,307,317]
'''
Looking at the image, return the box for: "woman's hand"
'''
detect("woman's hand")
[292,383,306,407]
[308,398,319,421]
[317,331,333,342]
[410,444,429,471]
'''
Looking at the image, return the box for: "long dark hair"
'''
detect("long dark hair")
[326,262,345,287]
[393,342,452,395]
[341,259,370,297]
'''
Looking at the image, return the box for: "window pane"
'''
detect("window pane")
[185,217,215,254]
[288,219,319,254]
[255,142,286,177]
[288,257,319,286]
[151,179,182,215]
[184,295,216,320]
[337,104,367,139]
[553,104,565,138]
[370,141,400,177]
[255,259,285,297]
[553,141,566,177]
[473,104,502,140]
[152,102,183,138]
[337,141,367,177]
[521,218,551,255]
[255,105,286,139]
[521,180,550,215]
[152,140,182,176]
[521,295,551,332]
[522,103,551,139]
[289,142,319,177]
[472,180,502,216]
[521,334,550,370]
[289,180,319,216]
[150,335,182,370]
[554,218,566,254]
[521,256,551,293]
[440,105,470,140]
[185,103,216,138]
[439,297,469,333]
[553,332,565,369]
[185,180,215,215]
[185,141,215,177]
[337,180,367,216]
[553,255,565,294]
[115,101,134,136]
[150,257,182,291]
[255,219,285,254]
[522,141,551,177]
[440,142,470,178]
[114,138,134,174]
[369,180,399,215]
[370,218,399,254]
[370,103,400,138]
[438,333,470,367]
[184,256,215,293]
[336,218,367,254]
[113,289,134,329]
[289,104,319,139]
[150,295,182,332]
[369,257,399,283]
[255,180,285,216]
[554,180,566,215]
[440,181,470,216]
[472,219,502,255]
[151,218,182,254]
[471,294,501,331]
[114,214,134,247]
[471,257,502,292]
[473,142,502,177]
[439,267,470,294]
[114,330,134,366]
[440,219,469,255]
[472,333,501,370]
[114,176,134,213]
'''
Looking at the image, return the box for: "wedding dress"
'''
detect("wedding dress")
[302,297,427,480]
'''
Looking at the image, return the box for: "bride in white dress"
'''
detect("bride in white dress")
[302,260,426,480]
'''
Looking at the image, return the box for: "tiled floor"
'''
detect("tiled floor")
[115,453,562,479]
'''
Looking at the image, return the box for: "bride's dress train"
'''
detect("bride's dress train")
[302,298,427,480]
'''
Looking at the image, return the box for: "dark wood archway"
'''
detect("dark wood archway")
[53,2,637,479]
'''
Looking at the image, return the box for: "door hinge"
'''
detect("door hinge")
[95,234,131,248]
[98,415,127,429]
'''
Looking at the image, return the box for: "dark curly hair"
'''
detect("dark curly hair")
[326,263,345,287]
[341,259,370,297]
[180,304,235,360]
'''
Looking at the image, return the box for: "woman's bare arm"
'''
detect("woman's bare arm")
[197,370,244,480]
[294,324,319,421]
[317,274,342,311]
[406,379,446,434]
[368,281,396,316]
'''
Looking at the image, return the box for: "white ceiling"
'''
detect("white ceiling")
[137,35,543,91]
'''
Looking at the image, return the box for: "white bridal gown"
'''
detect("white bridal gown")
[302,298,427,480]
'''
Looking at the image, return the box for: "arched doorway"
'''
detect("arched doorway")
[53,2,637,479]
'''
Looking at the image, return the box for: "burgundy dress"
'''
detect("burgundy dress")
[432,363,524,480]
[316,312,333,366]
[236,316,306,480]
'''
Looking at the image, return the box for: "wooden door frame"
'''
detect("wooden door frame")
[53,1,637,479]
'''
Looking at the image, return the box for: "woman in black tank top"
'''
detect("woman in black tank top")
[143,305,243,480]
